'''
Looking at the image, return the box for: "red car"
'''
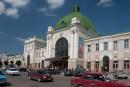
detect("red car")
[71,72,130,87]
[28,70,53,82]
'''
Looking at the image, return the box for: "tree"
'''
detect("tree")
[15,60,22,67]
[10,61,14,64]
[10,61,14,68]
[0,61,3,68]
[4,60,9,66]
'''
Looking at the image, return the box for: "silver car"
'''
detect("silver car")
[112,70,128,79]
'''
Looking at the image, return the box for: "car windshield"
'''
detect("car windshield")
[0,71,4,75]
[104,73,116,81]
[38,70,50,74]
[10,69,17,71]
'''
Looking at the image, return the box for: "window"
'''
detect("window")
[42,51,44,57]
[124,60,129,69]
[35,53,38,58]
[113,61,118,69]
[31,45,33,49]
[124,39,129,48]
[96,43,99,51]
[113,41,118,50]
[39,52,41,57]
[104,42,108,50]
[84,75,94,80]
[94,75,104,81]
[88,45,91,52]
[87,62,91,69]
[95,61,99,68]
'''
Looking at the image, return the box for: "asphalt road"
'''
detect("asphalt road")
[1,72,73,87]
[1,72,130,87]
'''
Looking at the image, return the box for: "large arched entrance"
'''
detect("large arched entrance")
[103,56,109,72]
[27,55,30,68]
[52,37,68,70]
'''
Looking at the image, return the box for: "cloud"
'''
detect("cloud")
[16,37,27,42]
[0,1,5,14]
[46,0,65,9]
[5,8,19,18]
[0,32,8,37]
[45,12,56,17]
[4,0,30,8]
[38,7,47,13]
[38,7,56,17]
[37,0,65,17]
[0,0,31,18]
[97,0,114,7]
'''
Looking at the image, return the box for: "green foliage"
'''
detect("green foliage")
[15,60,21,67]
[0,61,3,67]
[4,60,9,66]
[10,61,14,64]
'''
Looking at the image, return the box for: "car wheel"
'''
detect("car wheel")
[125,77,128,79]
[77,85,84,87]
[38,78,42,82]
[28,76,32,80]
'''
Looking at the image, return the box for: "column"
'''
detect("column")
[74,29,78,58]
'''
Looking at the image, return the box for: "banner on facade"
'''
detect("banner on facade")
[78,37,84,58]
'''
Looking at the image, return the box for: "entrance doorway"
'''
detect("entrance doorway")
[103,56,109,72]
[53,37,68,70]
[27,55,30,68]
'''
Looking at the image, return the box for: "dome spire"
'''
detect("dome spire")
[72,4,80,13]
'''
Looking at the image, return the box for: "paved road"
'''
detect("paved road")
[2,72,73,87]
[1,72,130,87]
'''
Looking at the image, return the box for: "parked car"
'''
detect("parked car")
[0,70,7,85]
[18,68,27,72]
[74,64,85,77]
[28,70,53,82]
[64,69,75,76]
[112,70,128,79]
[71,72,130,87]
[6,68,20,76]
[48,69,61,75]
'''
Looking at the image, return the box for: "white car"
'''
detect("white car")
[6,68,20,75]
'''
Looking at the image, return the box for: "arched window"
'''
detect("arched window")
[55,37,68,57]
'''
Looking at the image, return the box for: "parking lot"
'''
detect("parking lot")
[1,72,72,87]
[1,72,130,87]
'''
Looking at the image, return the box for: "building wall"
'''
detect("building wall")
[85,32,130,73]
[24,36,46,69]
[1,54,24,68]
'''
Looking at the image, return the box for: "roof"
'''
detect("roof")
[54,4,96,33]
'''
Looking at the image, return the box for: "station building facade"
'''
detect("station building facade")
[23,5,130,73]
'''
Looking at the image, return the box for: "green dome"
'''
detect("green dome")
[54,5,96,33]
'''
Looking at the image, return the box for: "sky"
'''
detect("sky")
[0,0,130,54]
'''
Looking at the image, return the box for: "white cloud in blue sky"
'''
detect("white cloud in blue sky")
[15,37,27,42]
[97,0,114,7]
[0,32,8,37]
[5,8,19,18]
[46,0,65,9]
[4,0,30,8]
[0,1,5,14]
[38,7,56,17]
[38,0,65,17]
[0,0,30,18]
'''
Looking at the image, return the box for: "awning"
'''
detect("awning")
[44,56,69,61]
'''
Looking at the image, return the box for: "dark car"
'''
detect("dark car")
[74,64,85,77]
[48,69,61,75]
[0,70,7,85]
[64,69,75,76]
[28,70,53,82]
[71,72,130,87]
[18,68,27,72]
[112,70,128,79]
